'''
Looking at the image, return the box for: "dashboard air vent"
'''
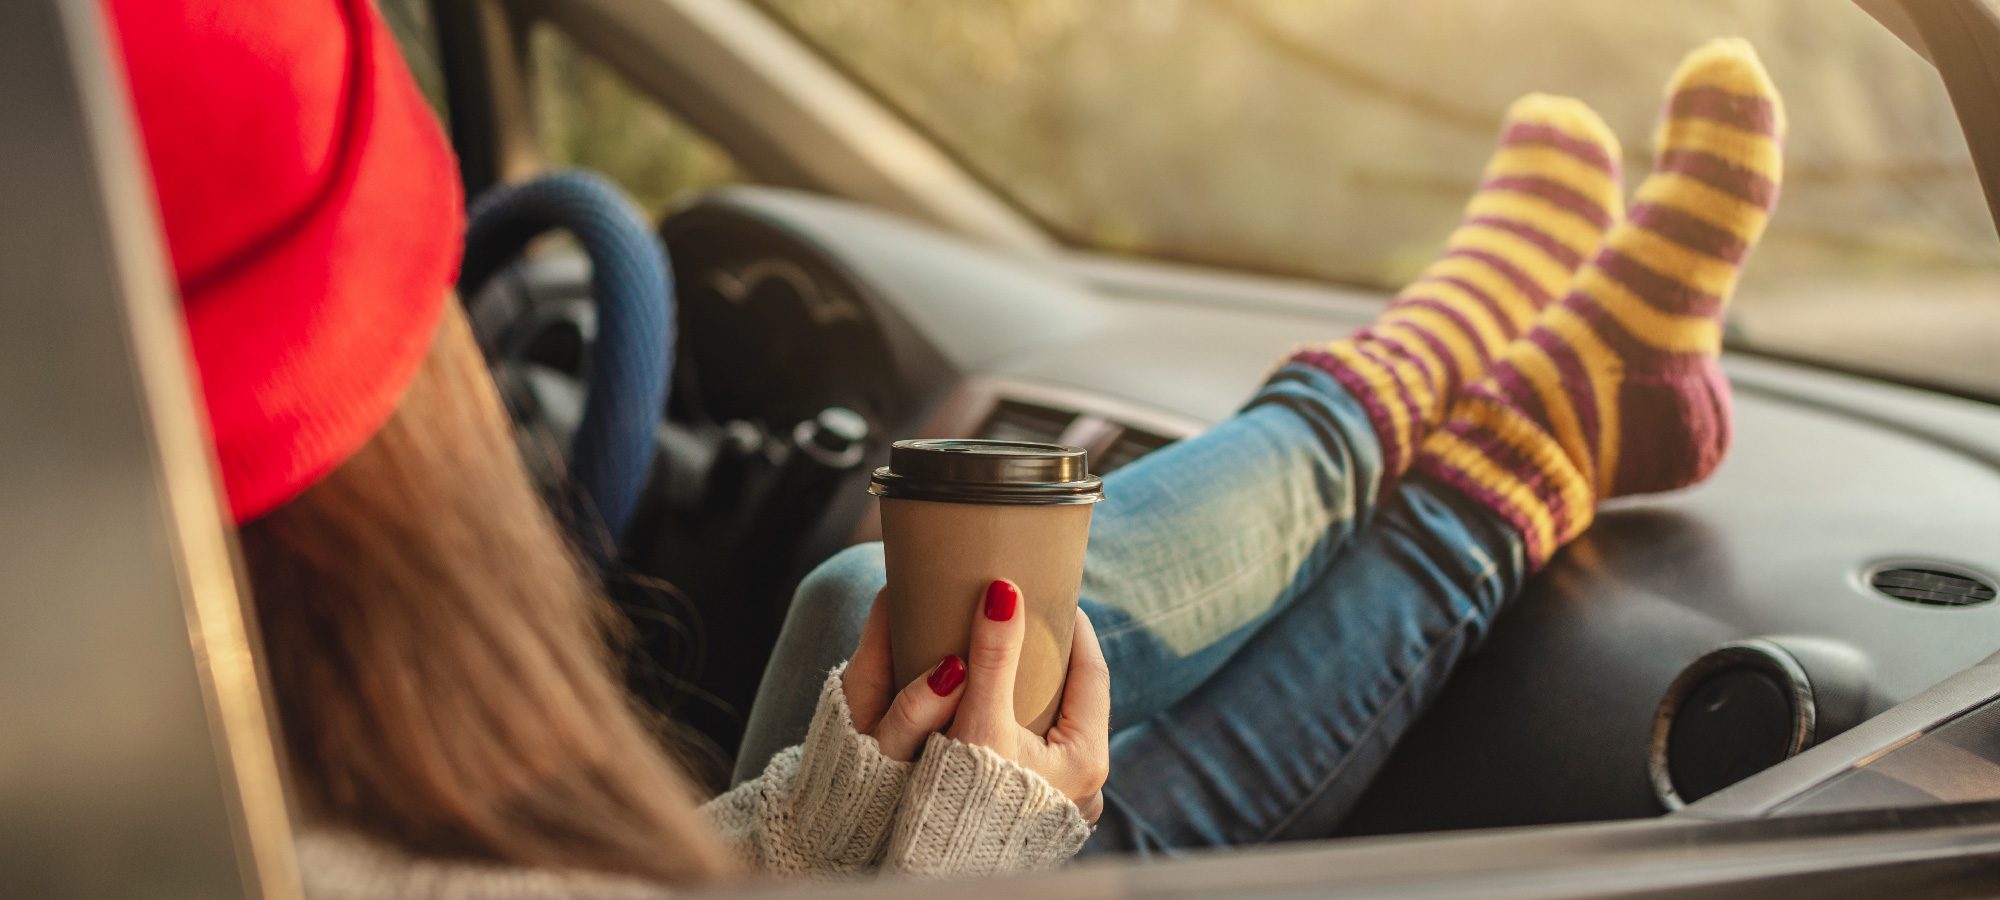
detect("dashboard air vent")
[978,399,1076,445]
[1096,428,1176,475]
[1869,565,1997,607]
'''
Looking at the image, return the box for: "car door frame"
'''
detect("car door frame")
[0,0,299,897]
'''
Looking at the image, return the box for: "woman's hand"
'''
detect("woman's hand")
[840,580,1113,823]
[842,593,968,762]
[950,581,1110,824]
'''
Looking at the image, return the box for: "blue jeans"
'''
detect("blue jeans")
[733,363,1528,854]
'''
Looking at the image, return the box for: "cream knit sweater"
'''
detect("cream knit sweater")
[300,667,1092,898]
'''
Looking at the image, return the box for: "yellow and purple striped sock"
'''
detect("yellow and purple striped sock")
[1288,94,1624,477]
[1417,39,1785,568]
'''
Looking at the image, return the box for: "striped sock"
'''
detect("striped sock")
[1285,94,1623,477]
[1417,39,1785,569]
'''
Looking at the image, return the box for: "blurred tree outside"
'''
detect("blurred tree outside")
[529,25,742,218]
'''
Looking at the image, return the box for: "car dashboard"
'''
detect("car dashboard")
[648,185,2000,833]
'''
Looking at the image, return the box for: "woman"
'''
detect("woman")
[114,0,1103,892]
[113,0,1784,890]
[742,43,1785,853]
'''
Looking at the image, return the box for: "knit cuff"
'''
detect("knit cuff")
[881,733,1092,878]
[775,664,913,870]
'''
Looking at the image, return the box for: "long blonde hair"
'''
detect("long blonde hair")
[238,302,734,881]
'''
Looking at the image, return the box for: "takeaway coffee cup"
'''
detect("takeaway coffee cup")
[869,439,1104,734]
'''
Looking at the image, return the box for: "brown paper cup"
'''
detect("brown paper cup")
[879,498,1093,733]
[869,438,1102,735]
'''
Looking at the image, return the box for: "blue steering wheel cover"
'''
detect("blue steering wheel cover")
[458,170,673,546]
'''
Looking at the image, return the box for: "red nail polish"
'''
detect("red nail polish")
[928,655,965,696]
[985,579,1019,621]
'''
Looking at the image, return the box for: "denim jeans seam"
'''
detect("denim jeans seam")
[1255,609,1485,843]
[1460,540,1500,587]
[1095,508,1338,641]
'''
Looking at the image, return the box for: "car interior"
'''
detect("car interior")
[16,0,2000,896]
[453,0,2000,832]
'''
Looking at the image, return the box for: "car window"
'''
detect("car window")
[528,24,742,220]
[758,0,2000,399]
[378,0,450,125]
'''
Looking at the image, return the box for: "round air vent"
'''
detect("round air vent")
[1867,563,1997,608]
[1650,640,1815,810]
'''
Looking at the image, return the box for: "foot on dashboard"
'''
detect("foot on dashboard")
[1415,38,1785,568]
[1282,93,1623,477]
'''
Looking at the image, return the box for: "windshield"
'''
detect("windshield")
[759,0,2000,398]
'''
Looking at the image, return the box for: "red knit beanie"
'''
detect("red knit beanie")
[106,0,465,522]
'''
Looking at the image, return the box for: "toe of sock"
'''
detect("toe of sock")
[1504,93,1623,163]
[1670,38,1780,99]
[1658,38,1787,143]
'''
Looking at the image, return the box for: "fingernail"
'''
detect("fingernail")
[928,655,965,696]
[985,579,1019,621]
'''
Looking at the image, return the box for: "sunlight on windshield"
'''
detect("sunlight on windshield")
[761,0,2000,397]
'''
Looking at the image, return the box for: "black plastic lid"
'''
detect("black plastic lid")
[868,439,1104,506]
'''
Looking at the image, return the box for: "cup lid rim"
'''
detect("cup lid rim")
[870,438,1103,505]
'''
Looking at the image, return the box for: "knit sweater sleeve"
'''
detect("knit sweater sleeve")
[879,732,1092,877]
[701,667,1091,879]
[700,665,910,876]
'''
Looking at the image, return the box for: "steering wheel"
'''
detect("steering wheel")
[456,170,673,552]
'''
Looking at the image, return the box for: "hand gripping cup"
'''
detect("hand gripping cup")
[869,439,1103,734]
